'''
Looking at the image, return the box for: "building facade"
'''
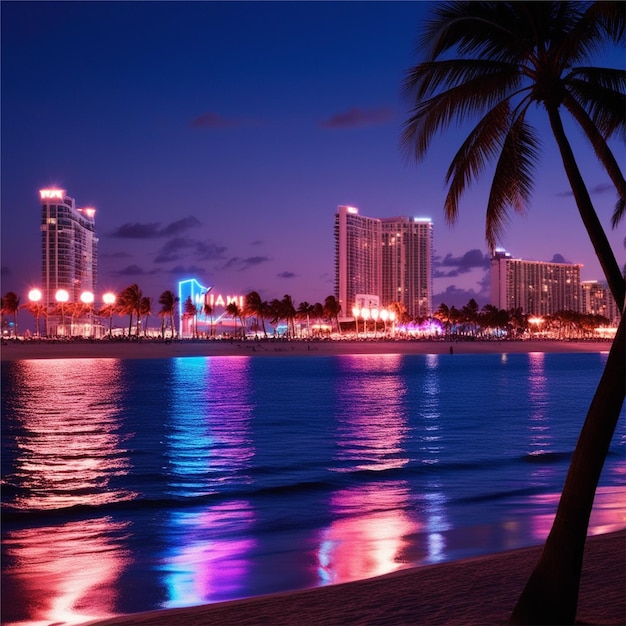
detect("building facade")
[334,205,433,319]
[490,250,581,315]
[40,188,98,309]
[581,280,620,325]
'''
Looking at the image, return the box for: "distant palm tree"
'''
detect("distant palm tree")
[281,294,297,338]
[21,300,46,337]
[296,301,314,338]
[245,291,268,337]
[1,292,20,338]
[183,296,197,338]
[323,295,342,335]
[225,301,242,337]
[202,300,214,337]
[158,290,179,339]
[139,296,152,337]
[402,3,625,622]
[118,284,143,338]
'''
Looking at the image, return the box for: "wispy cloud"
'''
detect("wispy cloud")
[277,271,296,279]
[115,264,161,277]
[190,111,264,129]
[217,256,271,272]
[434,248,490,278]
[109,217,201,239]
[154,237,227,263]
[556,182,614,198]
[320,106,393,129]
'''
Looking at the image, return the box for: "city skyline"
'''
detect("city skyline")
[2,2,624,312]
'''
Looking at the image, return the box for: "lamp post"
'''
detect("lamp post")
[102,292,116,338]
[361,307,370,338]
[55,289,69,337]
[80,291,94,338]
[371,308,379,338]
[380,309,389,337]
[28,288,43,337]
[352,306,360,338]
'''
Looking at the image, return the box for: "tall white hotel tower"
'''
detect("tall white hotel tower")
[334,205,433,319]
[40,188,98,310]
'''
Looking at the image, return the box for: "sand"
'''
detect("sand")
[0,337,614,361]
[82,530,625,625]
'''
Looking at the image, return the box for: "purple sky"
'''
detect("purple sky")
[2,1,624,312]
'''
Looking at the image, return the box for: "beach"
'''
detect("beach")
[0,337,615,361]
[84,530,625,625]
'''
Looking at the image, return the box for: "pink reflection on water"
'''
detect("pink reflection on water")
[319,482,419,584]
[320,355,420,584]
[3,517,130,625]
[160,357,257,607]
[7,359,135,510]
[528,485,626,540]
[160,502,256,608]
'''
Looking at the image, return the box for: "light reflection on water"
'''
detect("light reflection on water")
[1,352,624,624]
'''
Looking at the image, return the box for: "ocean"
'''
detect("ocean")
[2,351,625,625]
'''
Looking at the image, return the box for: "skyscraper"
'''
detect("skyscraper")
[581,280,620,325]
[334,205,433,319]
[490,249,581,315]
[40,188,98,309]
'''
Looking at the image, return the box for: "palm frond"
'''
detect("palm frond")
[401,65,522,162]
[485,116,540,249]
[443,100,514,223]
[566,74,626,139]
[611,196,625,229]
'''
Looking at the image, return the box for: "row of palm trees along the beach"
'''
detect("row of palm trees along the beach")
[0,286,614,341]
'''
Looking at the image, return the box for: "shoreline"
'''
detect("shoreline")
[84,530,625,625]
[0,337,614,361]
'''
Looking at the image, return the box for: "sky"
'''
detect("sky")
[2,1,624,314]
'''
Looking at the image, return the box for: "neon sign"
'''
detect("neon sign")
[40,189,65,200]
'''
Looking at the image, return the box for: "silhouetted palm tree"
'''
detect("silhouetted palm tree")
[323,295,342,335]
[158,290,179,339]
[402,3,625,623]
[118,284,143,338]
[225,301,242,337]
[1,292,20,338]
[245,291,268,337]
[140,296,152,337]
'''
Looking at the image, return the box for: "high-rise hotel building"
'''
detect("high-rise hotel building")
[581,280,620,325]
[40,188,98,309]
[490,249,581,315]
[334,205,433,319]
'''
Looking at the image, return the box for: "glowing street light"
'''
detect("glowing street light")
[28,288,43,337]
[102,292,116,338]
[80,291,95,338]
[55,289,69,337]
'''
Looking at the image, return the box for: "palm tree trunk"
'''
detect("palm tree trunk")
[510,310,625,624]
[546,106,625,309]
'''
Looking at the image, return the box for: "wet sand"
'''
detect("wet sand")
[84,530,625,625]
[0,337,614,361]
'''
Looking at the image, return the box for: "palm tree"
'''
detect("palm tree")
[225,301,242,337]
[323,295,342,335]
[1,292,20,338]
[183,296,197,338]
[245,291,268,338]
[202,300,214,337]
[296,301,314,338]
[118,284,143,338]
[139,296,152,337]
[402,3,625,623]
[158,290,179,339]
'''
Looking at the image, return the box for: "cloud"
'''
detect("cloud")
[154,238,227,263]
[115,264,161,276]
[550,253,571,264]
[434,248,490,277]
[100,251,133,259]
[556,182,614,198]
[217,256,271,272]
[320,106,393,129]
[190,111,263,128]
[109,216,201,239]
[277,271,296,279]
[433,285,488,309]
[1,265,10,276]
[169,265,210,277]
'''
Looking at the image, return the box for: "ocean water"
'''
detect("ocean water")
[2,351,625,625]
